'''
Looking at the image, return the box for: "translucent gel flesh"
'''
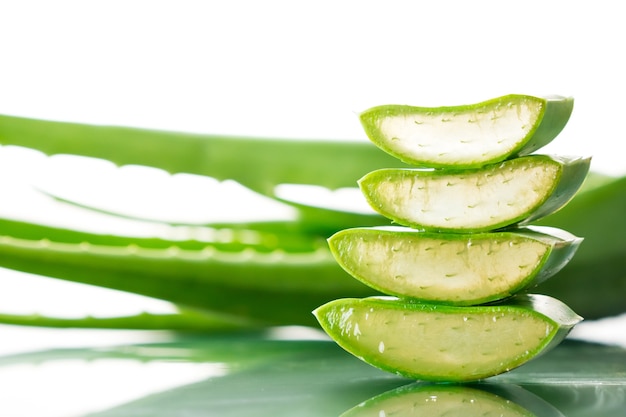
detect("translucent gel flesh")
[334,233,547,302]
[376,98,540,165]
[365,160,559,230]
[325,304,554,380]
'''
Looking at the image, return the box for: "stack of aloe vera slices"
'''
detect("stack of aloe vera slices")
[314,94,590,382]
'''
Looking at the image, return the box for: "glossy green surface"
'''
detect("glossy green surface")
[1,330,624,416]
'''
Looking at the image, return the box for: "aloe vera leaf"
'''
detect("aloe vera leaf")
[0,230,376,327]
[0,217,328,253]
[0,114,406,196]
[0,309,252,331]
[359,155,590,233]
[359,94,573,168]
[340,384,547,417]
[328,226,582,305]
[532,175,626,319]
[313,294,581,382]
[41,190,390,237]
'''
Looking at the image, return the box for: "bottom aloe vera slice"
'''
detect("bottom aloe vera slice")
[313,295,581,382]
[358,155,590,232]
[328,226,582,305]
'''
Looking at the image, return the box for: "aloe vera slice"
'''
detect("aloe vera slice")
[359,155,590,233]
[328,226,582,305]
[313,295,581,382]
[360,94,573,168]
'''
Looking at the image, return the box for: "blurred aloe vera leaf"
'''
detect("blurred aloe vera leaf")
[0,309,251,331]
[0,218,324,253]
[41,189,390,237]
[0,113,407,197]
[0,220,377,328]
[533,175,626,319]
[0,332,340,369]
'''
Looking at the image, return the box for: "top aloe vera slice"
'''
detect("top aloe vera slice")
[328,226,582,305]
[359,154,590,233]
[313,294,581,382]
[360,94,573,168]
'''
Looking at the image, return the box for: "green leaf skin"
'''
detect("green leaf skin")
[0,224,377,328]
[313,295,581,382]
[40,190,391,238]
[533,175,626,319]
[0,113,406,196]
[0,218,325,253]
[328,226,582,305]
[359,94,573,168]
[359,155,590,233]
[0,310,252,331]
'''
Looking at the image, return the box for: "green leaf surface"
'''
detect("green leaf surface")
[0,231,375,327]
[1,331,624,417]
[534,175,626,319]
[0,309,252,331]
[0,113,407,196]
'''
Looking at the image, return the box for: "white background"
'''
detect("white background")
[0,0,624,176]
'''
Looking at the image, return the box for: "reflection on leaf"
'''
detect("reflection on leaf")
[1,334,625,417]
[341,383,561,417]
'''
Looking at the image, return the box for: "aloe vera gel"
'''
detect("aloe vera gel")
[328,226,582,305]
[359,94,573,168]
[314,295,580,381]
[315,94,588,381]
